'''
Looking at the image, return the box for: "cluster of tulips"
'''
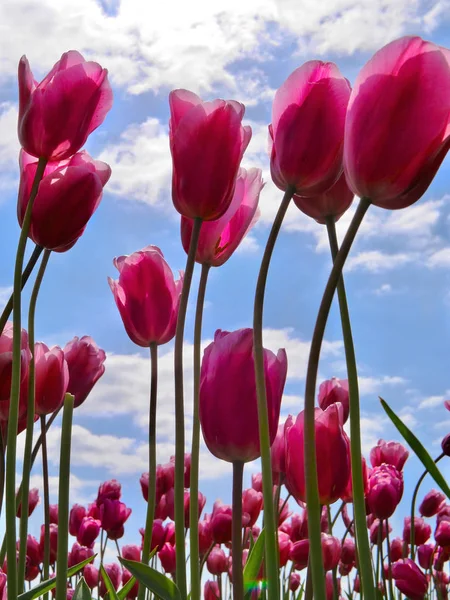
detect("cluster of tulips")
[0,23,449,600]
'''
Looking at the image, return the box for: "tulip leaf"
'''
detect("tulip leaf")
[380,398,450,498]
[243,528,265,597]
[117,574,136,600]
[119,558,182,600]
[100,565,120,600]
[17,555,95,600]
[72,578,92,600]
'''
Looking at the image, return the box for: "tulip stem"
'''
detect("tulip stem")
[190,262,210,600]
[55,393,74,600]
[327,505,339,600]
[174,216,202,599]
[253,186,294,600]
[41,414,51,600]
[5,156,46,600]
[0,430,4,516]
[232,461,244,600]
[303,197,371,600]
[385,519,395,600]
[0,244,44,337]
[18,248,51,592]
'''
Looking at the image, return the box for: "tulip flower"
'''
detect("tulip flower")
[99,563,121,598]
[210,501,233,544]
[419,489,445,517]
[159,543,177,575]
[318,377,349,423]
[341,538,356,567]
[76,516,101,548]
[417,544,435,570]
[285,404,350,505]
[122,568,139,600]
[49,504,58,524]
[392,559,428,600]
[109,246,183,347]
[278,531,292,567]
[269,60,351,195]
[122,545,141,562]
[100,499,131,539]
[294,173,354,225]
[67,542,94,568]
[139,519,167,551]
[369,519,392,544]
[251,473,263,493]
[204,581,220,600]
[289,539,309,570]
[63,336,106,408]
[344,36,450,209]
[242,489,263,527]
[169,89,251,221]
[96,479,121,505]
[16,487,39,518]
[83,563,98,589]
[198,518,212,555]
[370,439,409,471]
[34,342,69,415]
[367,464,404,519]
[18,50,112,161]
[441,433,450,456]
[289,573,301,592]
[200,328,287,463]
[435,520,450,547]
[69,505,87,537]
[39,523,58,564]
[180,168,262,266]
[389,537,404,562]
[0,321,30,422]
[403,517,431,546]
[207,546,228,575]
[271,415,293,484]
[18,150,111,252]
[16,535,41,567]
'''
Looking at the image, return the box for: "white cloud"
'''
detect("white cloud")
[0,286,12,311]
[236,234,260,254]
[418,391,450,410]
[374,283,392,296]
[358,375,407,396]
[427,248,450,268]
[346,250,416,273]
[0,103,20,190]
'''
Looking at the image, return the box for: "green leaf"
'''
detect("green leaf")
[100,565,120,600]
[17,555,95,600]
[117,574,136,600]
[380,398,450,498]
[243,529,265,597]
[119,558,181,600]
[72,578,92,600]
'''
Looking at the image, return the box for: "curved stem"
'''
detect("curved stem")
[253,186,294,600]
[190,262,210,600]
[41,415,51,600]
[232,461,244,600]
[304,197,371,600]
[325,215,374,597]
[5,156,47,600]
[18,248,51,592]
[0,245,44,336]
[174,216,202,599]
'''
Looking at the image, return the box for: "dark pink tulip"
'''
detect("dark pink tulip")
[155,494,169,521]
[289,573,301,592]
[277,497,292,526]
[168,489,206,527]
[96,479,121,505]
[199,518,213,555]
[285,404,350,505]
[122,544,141,562]
[18,150,111,252]
[341,455,368,503]
[344,36,450,209]
[109,246,183,347]
[370,438,409,471]
[39,523,58,564]
[16,487,39,518]
[341,538,356,566]
[294,173,354,225]
[326,572,340,600]
[204,581,220,600]
[317,377,349,423]
[67,542,94,568]
[419,489,445,517]
[417,544,435,570]
[392,559,428,600]
[442,434,450,456]
[369,519,392,544]
[34,342,69,415]
[122,568,139,600]
[76,516,101,548]
[403,517,431,546]
[169,453,191,488]
[435,520,450,547]
[83,563,98,589]
[270,415,293,484]
[342,504,355,537]
[207,546,228,575]
[242,488,263,528]
[69,505,86,537]
[18,51,112,161]
[180,168,262,266]
[169,89,251,221]
[200,328,287,463]
[139,519,167,551]
[0,322,30,422]
[99,563,121,597]
[269,61,351,195]
[321,533,341,571]
[100,499,131,539]
[289,539,309,570]
[390,537,404,562]
[251,473,263,493]
[367,464,403,519]
[158,542,176,575]
[0,571,5,599]
[278,531,291,567]
[63,336,106,408]
[210,501,233,544]
[18,535,41,566]
[49,504,58,524]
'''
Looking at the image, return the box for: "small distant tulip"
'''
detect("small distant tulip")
[0,322,30,422]
[77,517,101,547]
[341,538,356,566]
[369,519,392,544]
[419,489,445,517]
[139,519,166,551]
[34,342,69,415]
[390,538,404,562]
[200,328,287,463]
[278,531,292,567]
[277,497,292,526]
[210,501,233,544]
[294,173,354,225]
[321,534,341,571]
[318,377,349,423]
[69,505,86,537]
[204,581,220,600]
[122,545,141,562]
[99,563,121,598]
[109,246,183,347]
[100,499,131,539]
[181,168,262,267]
[169,89,251,221]
[16,488,39,518]
[155,494,169,521]
[158,543,176,574]
[63,336,106,408]
[39,523,58,564]
[242,489,263,527]
[370,439,409,471]
[326,572,340,600]
[96,479,121,505]
[207,546,228,575]
[19,535,41,566]
[83,563,98,589]
[289,539,310,570]
[441,434,450,456]
[122,568,139,600]
[49,504,58,524]
[289,573,301,592]
[68,542,94,568]
[403,517,431,546]
[367,464,403,519]
[271,415,293,483]
[198,519,212,555]
[251,473,263,493]
[341,455,368,503]
[435,520,450,547]
[392,558,428,600]
[417,544,435,570]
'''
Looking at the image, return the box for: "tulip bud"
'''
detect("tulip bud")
[271,415,293,484]
[242,489,263,528]
[294,174,354,226]
[69,504,86,537]
[251,473,263,493]
[99,563,121,598]
[289,573,301,592]
[419,489,445,517]
[63,336,106,408]
[77,517,101,548]
[68,542,94,568]
[16,488,40,518]
[34,342,69,415]
[49,504,58,524]
[441,434,450,456]
[389,538,404,563]
[367,464,403,519]
[199,518,213,556]
[417,544,435,570]
[158,543,176,574]
[204,580,220,600]
[392,559,428,600]
[210,501,233,544]
[207,546,228,575]
[403,517,431,546]
[96,480,121,505]
[435,520,450,548]
[318,378,349,422]
[122,568,139,600]
[341,538,356,566]
[83,564,98,589]
[122,545,141,562]
[100,499,131,539]
[370,439,409,471]
[278,531,291,568]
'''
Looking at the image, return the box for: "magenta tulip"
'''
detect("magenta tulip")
[271,415,293,484]
[198,518,212,555]
[122,569,139,600]
[278,531,292,567]
[63,336,106,408]
[180,168,262,266]
[417,544,435,570]
[293,173,354,224]
[169,89,251,221]
[390,537,404,562]
[39,523,58,564]
[204,581,220,600]
[100,499,131,539]
[269,61,351,195]
[210,501,233,544]
[76,516,101,548]
[83,563,98,589]
[419,489,445,517]
[109,246,183,347]
[0,321,30,422]
[403,517,431,546]
[367,464,403,519]
[49,504,59,524]
[68,542,94,568]
[200,328,287,463]
[69,505,87,537]
[341,538,356,567]
[122,544,141,562]
[18,50,112,160]
[392,559,428,600]
[34,342,69,415]
[96,479,121,505]
[159,542,177,574]
[99,563,121,597]
[318,377,349,423]
[18,150,111,252]
[370,439,409,471]
[435,520,450,547]
[289,573,301,592]
[242,488,263,528]
[207,546,228,575]
[16,487,39,518]
[344,36,450,209]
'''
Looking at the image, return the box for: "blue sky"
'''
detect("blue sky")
[1,0,450,560]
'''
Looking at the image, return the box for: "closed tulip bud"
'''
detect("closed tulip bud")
[16,487,39,518]
[34,342,69,415]
[17,535,41,566]
[39,523,58,564]
[419,489,446,517]
[122,545,141,562]
[67,542,94,568]
[49,504,58,524]
[181,168,262,267]
[99,563,121,597]
[289,573,301,592]
[242,489,263,528]
[392,559,428,600]
[200,328,287,463]
[271,415,293,484]
[76,517,101,548]
[321,534,341,571]
[122,568,139,600]
[251,473,263,493]
[83,563,98,589]
[289,539,310,570]
[286,404,350,505]
[0,322,30,422]
[207,546,228,575]
[96,479,121,505]
[278,531,292,568]
[210,501,233,544]
[341,538,356,566]
[294,173,354,225]
[390,537,404,562]
[441,434,450,456]
[326,572,340,600]
[344,36,450,209]
[435,520,450,547]
[164,521,175,546]
[369,519,392,544]
[341,455,368,503]
[269,61,351,195]
[69,504,86,537]
[63,336,106,408]
[199,519,213,555]
[370,439,409,471]
[417,544,435,570]
[169,89,251,221]
[367,464,403,519]
[403,517,431,546]
[318,378,349,422]
[139,519,167,551]
[109,246,183,347]
[204,580,220,600]
[100,499,131,537]
[159,542,176,574]
[339,561,353,576]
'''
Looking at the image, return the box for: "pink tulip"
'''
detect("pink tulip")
[392,559,428,600]
[417,544,435,570]
[269,61,351,195]
[76,516,101,548]
[63,336,106,408]
[318,377,349,423]
[199,518,213,555]
[403,517,431,546]
[210,501,233,544]
[158,542,176,574]
[435,520,450,547]
[204,581,220,600]
[341,455,368,503]
[67,542,94,568]
[207,546,228,575]
[180,168,262,266]
[270,415,293,484]
[441,433,450,456]
[293,173,354,224]
[69,505,87,537]
[420,489,446,517]
[344,36,450,209]
[200,328,287,463]
[49,504,59,524]
[278,531,292,567]
[289,573,301,592]
[122,568,139,600]
[100,499,131,539]
[369,519,392,544]
[39,523,58,564]
[18,50,112,160]
[109,246,183,347]
[242,489,263,528]
[83,563,98,589]
[285,404,350,505]
[18,150,111,252]
[370,439,409,471]
[99,563,121,597]
[251,473,263,493]
[16,487,39,518]
[367,464,403,519]
[390,537,404,562]
[169,89,251,221]
[122,544,141,562]
[0,321,30,422]
[341,538,356,567]
[289,539,309,570]
[17,535,41,566]
[34,342,69,416]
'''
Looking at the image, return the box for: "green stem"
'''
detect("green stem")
[174,216,203,599]
[41,415,51,600]
[0,245,44,336]
[327,505,339,600]
[232,461,244,600]
[303,197,370,600]
[253,186,294,600]
[0,429,4,517]
[18,248,51,592]
[139,343,158,600]
[325,214,375,599]
[55,393,74,600]
[190,262,210,600]
[385,519,395,600]
[375,522,382,587]
[5,155,47,600]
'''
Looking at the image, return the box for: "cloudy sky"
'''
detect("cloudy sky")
[1,0,450,555]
